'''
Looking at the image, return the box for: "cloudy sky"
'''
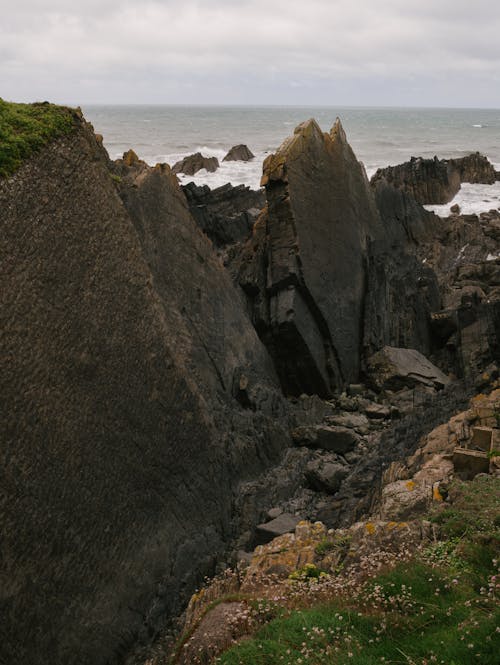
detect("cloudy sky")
[2,0,500,107]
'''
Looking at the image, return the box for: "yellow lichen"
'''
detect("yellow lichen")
[365,522,376,535]
[405,481,416,491]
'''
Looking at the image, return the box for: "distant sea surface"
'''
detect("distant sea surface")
[82,105,500,214]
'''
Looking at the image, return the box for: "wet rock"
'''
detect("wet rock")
[172,152,219,175]
[367,346,451,391]
[450,203,460,214]
[222,144,255,162]
[450,152,497,185]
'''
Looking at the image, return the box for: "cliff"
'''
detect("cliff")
[0,106,289,665]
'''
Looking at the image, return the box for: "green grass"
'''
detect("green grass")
[0,98,76,177]
[218,476,500,664]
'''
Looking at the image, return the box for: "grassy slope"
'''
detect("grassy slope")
[218,476,500,665]
[0,99,75,177]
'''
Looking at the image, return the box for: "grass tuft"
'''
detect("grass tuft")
[0,98,76,177]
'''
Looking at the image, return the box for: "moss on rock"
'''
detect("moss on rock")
[0,99,76,177]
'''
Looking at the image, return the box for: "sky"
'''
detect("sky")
[2,0,500,108]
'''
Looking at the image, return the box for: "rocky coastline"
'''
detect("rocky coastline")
[1,102,499,665]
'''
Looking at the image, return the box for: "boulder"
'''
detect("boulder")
[222,144,255,162]
[291,424,360,453]
[370,156,461,205]
[305,454,349,493]
[238,118,381,396]
[255,513,302,545]
[172,151,219,175]
[367,346,451,391]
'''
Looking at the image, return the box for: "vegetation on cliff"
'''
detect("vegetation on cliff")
[0,99,75,177]
[170,476,499,665]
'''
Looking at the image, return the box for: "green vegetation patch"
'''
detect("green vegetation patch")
[0,99,76,177]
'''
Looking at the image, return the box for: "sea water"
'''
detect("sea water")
[82,105,500,214]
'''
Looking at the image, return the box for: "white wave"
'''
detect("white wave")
[424,182,500,216]
[473,124,483,128]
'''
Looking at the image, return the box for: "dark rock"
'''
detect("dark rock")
[370,156,461,205]
[222,144,255,162]
[172,152,219,175]
[364,404,392,419]
[238,118,381,397]
[305,454,349,494]
[367,346,451,391]
[450,203,460,214]
[182,181,264,247]
[292,425,360,453]
[254,514,301,545]
[0,114,288,665]
[450,152,496,185]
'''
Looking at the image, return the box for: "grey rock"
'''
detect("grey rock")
[255,513,301,545]
[222,144,255,162]
[367,346,451,391]
[305,454,349,494]
[292,425,360,453]
[172,152,219,175]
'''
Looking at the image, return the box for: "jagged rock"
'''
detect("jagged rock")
[182,181,264,247]
[0,111,289,665]
[450,203,460,214]
[122,148,140,166]
[371,156,461,205]
[239,118,381,396]
[367,346,451,391]
[450,152,497,184]
[255,513,302,545]
[305,454,349,493]
[292,424,360,453]
[172,151,219,175]
[222,144,255,162]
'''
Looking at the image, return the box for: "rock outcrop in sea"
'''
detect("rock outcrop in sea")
[1,103,499,665]
[172,151,219,175]
[222,144,255,162]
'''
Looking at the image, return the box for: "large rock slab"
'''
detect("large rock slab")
[0,112,288,665]
[239,118,381,396]
[367,346,451,391]
[292,424,360,453]
[450,152,497,184]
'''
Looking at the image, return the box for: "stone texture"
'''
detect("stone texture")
[292,424,360,453]
[239,118,381,396]
[450,152,497,185]
[255,514,302,545]
[370,156,461,205]
[304,454,349,493]
[182,181,264,248]
[367,346,451,391]
[222,144,255,162]
[0,115,289,665]
[172,152,219,175]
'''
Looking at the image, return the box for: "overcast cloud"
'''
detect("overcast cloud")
[2,0,500,106]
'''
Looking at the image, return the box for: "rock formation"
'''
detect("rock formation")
[172,151,219,175]
[0,112,288,665]
[182,181,264,248]
[222,144,255,162]
[450,152,497,184]
[238,118,382,397]
[370,156,461,205]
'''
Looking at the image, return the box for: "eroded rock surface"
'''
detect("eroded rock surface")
[172,151,219,175]
[222,144,255,162]
[1,116,289,665]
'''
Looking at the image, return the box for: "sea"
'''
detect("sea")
[82,105,500,215]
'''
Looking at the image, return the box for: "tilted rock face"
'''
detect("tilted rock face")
[371,156,461,205]
[239,119,381,396]
[0,116,289,665]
